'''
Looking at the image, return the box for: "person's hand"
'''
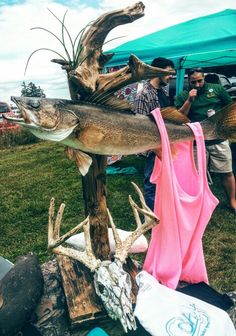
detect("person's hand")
[188,89,197,102]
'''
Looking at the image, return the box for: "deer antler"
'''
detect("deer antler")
[48,198,101,271]
[107,182,159,263]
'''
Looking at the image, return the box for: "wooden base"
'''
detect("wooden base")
[57,255,139,330]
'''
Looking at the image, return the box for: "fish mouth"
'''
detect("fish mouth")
[3,96,25,124]
[5,96,38,127]
[3,113,25,124]
[7,96,76,142]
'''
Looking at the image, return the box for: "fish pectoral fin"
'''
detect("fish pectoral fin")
[64,146,74,160]
[75,151,93,176]
[65,147,92,175]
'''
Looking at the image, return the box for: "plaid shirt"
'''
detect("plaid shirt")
[133,81,170,157]
[133,81,169,115]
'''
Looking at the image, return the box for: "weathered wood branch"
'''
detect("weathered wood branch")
[87,54,175,104]
[77,2,145,69]
[66,2,146,100]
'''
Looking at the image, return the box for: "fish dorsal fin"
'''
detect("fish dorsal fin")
[102,96,132,112]
[65,147,92,176]
[88,92,133,112]
[88,91,190,121]
[160,107,190,124]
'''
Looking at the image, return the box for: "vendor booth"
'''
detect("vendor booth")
[107,9,236,94]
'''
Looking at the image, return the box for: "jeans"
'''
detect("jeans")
[144,152,156,211]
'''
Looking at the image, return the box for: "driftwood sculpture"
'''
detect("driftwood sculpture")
[3,3,173,332]
[51,2,173,108]
[53,1,173,261]
[48,183,159,332]
[24,1,174,260]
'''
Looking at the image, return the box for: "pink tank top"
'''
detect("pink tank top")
[143,108,219,289]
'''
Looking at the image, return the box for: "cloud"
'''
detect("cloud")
[0,0,236,103]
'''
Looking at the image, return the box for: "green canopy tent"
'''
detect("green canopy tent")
[106,9,236,93]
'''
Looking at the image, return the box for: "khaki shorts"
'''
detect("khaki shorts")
[206,140,233,173]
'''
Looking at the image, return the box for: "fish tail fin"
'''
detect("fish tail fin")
[203,102,236,140]
[65,147,92,175]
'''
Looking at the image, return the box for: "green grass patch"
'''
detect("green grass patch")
[0,142,235,292]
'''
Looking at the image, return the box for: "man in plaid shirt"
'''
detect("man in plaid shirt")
[133,57,174,210]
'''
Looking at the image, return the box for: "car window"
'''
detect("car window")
[0,104,10,113]
[220,76,231,88]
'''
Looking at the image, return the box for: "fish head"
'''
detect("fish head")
[10,96,79,130]
[5,97,79,142]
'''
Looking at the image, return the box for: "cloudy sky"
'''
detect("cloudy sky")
[1,0,236,104]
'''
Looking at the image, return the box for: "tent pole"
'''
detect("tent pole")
[176,57,186,96]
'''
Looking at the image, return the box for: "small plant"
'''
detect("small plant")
[24,9,123,75]
[0,126,39,148]
[24,9,94,74]
[21,81,46,98]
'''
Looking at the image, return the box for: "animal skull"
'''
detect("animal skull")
[94,259,135,332]
[47,183,159,332]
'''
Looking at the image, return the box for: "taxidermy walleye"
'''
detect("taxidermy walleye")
[6,97,236,175]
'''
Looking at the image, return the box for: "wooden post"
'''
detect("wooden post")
[55,2,146,326]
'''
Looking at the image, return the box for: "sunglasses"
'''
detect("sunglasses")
[190,78,204,85]
[188,67,204,76]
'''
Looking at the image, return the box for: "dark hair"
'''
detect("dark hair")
[187,67,204,77]
[205,73,220,84]
[151,57,174,69]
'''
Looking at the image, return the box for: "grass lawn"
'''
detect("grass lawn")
[0,141,235,293]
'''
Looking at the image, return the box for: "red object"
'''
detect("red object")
[0,101,19,130]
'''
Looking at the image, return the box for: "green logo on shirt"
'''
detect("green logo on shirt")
[207,89,216,98]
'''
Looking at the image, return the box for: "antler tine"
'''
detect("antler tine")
[48,197,55,247]
[54,201,65,239]
[48,197,87,249]
[131,181,150,211]
[83,218,100,262]
[48,198,101,271]
[129,182,157,227]
[107,208,122,250]
[111,183,159,264]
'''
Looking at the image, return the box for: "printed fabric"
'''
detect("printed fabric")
[143,108,219,289]
[134,271,236,336]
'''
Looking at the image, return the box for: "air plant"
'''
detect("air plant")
[24,9,94,75]
[24,9,124,76]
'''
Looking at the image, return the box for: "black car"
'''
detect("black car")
[207,74,236,101]
[0,102,12,122]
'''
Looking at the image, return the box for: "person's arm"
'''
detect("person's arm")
[175,89,197,116]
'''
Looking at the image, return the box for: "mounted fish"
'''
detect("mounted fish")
[6,97,236,175]
[19,1,176,262]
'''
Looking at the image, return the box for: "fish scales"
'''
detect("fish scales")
[5,97,236,175]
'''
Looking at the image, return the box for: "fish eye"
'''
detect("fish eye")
[29,99,40,108]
